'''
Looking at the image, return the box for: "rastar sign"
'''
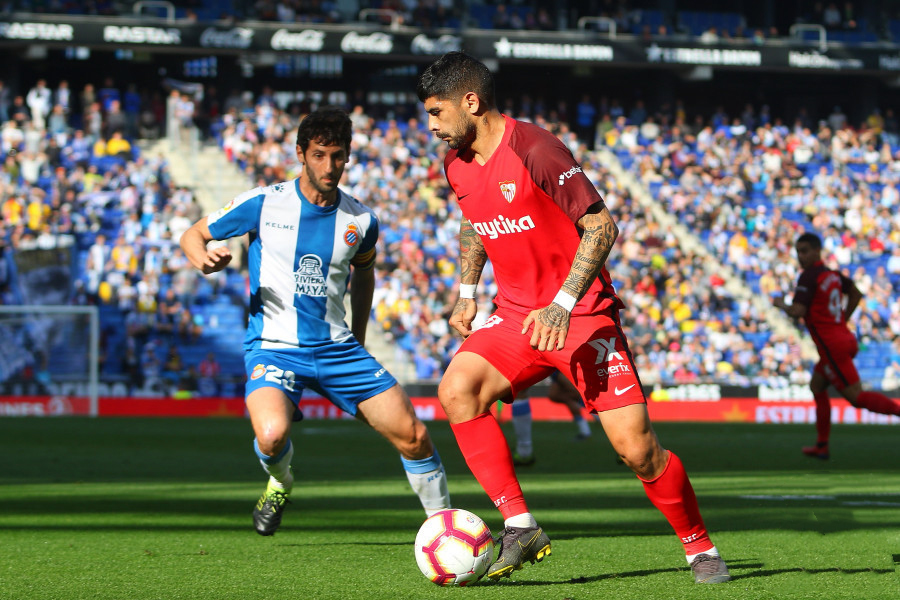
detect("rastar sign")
[0,22,73,40]
[103,26,181,45]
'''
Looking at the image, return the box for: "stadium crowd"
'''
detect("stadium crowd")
[0,76,233,394]
[598,97,900,371]
[3,71,900,394]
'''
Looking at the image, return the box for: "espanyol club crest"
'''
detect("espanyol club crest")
[499,180,516,203]
[343,223,360,246]
[250,364,266,380]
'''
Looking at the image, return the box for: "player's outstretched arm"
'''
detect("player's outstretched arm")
[522,202,617,352]
[181,219,232,274]
[449,219,487,338]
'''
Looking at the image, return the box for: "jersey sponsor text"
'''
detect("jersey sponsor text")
[294,254,327,297]
[471,215,535,239]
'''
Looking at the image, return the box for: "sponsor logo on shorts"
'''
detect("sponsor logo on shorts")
[250,364,266,380]
[614,384,636,396]
[597,363,631,378]
[588,337,624,365]
[252,364,297,391]
[374,367,386,378]
[480,314,504,329]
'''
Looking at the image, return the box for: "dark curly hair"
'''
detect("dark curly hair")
[416,51,496,109]
[296,106,352,152]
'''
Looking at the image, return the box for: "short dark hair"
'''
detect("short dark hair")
[796,232,822,250]
[296,107,352,152]
[416,51,496,109]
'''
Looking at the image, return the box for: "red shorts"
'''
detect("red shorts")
[457,307,645,412]
[813,337,860,392]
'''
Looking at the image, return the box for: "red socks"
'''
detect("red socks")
[813,390,832,444]
[640,451,713,556]
[855,391,900,416]
[450,412,528,519]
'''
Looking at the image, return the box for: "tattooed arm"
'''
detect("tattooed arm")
[449,218,489,338]
[522,201,618,351]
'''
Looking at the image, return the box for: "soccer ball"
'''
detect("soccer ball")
[414,509,494,586]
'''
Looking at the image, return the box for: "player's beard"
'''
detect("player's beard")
[305,167,340,196]
[442,115,476,151]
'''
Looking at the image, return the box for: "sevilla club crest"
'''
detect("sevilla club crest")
[499,180,516,203]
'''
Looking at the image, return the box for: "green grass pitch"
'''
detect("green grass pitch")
[0,417,897,599]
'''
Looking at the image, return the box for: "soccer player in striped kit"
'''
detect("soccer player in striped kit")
[774,232,900,459]
[417,52,729,584]
[181,107,450,535]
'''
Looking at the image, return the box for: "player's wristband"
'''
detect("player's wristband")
[459,284,477,299]
[552,290,577,311]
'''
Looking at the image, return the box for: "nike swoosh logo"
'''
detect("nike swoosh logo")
[614,384,636,396]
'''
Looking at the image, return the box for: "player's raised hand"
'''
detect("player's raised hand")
[202,246,232,274]
[449,298,477,338]
[522,303,571,351]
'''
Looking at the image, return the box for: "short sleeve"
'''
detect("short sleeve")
[207,189,265,240]
[515,125,603,224]
[351,212,379,270]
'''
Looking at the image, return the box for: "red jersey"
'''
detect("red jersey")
[792,260,855,350]
[444,115,622,316]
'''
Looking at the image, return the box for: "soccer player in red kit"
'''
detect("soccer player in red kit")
[774,232,900,459]
[416,52,730,584]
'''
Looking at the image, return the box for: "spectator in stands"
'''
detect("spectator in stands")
[163,342,183,381]
[105,131,132,159]
[54,80,71,116]
[26,79,52,131]
[699,26,719,43]
[104,100,128,140]
[828,106,847,131]
[10,95,30,126]
[575,94,597,147]
[175,93,196,143]
[84,233,108,298]
[84,102,103,142]
[887,247,900,275]
[98,78,120,113]
[0,80,10,124]
[823,3,842,28]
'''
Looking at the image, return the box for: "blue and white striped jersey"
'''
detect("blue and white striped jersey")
[207,178,379,349]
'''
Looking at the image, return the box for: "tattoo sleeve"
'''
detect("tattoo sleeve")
[459,218,487,286]
[561,204,618,299]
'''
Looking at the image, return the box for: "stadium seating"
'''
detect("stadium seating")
[602,102,900,385]
[3,67,900,394]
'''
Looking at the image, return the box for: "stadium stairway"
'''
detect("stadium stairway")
[137,130,410,384]
[138,129,247,220]
[595,147,818,362]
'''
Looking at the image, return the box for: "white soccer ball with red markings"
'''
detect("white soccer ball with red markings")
[414,509,494,586]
